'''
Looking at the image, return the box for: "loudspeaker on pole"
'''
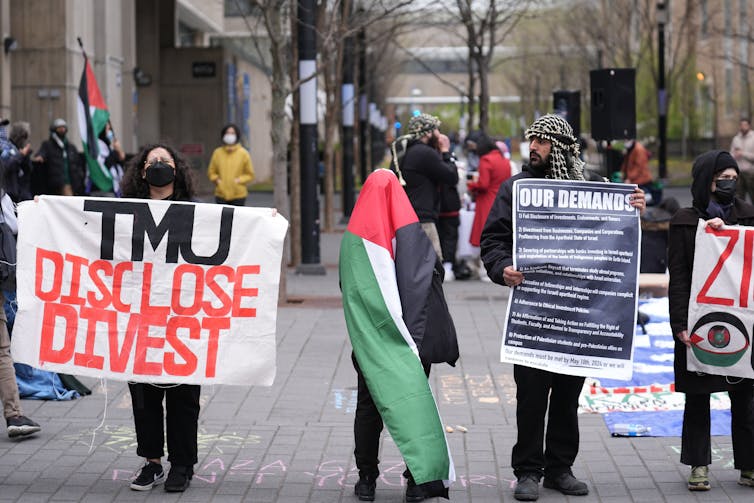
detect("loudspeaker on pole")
[553,90,580,138]
[590,68,636,141]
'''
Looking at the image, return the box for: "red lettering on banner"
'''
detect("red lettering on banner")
[35,249,63,301]
[30,242,263,380]
[696,227,738,306]
[60,253,88,305]
[232,265,260,317]
[203,317,230,377]
[741,230,754,308]
[74,307,116,369]
[164,317,200,376]
[171,265,204,316]
[87,260,114,309]
[109,314,141,372]
[203,266,234,316]
[133,314,168,375]
[140,263,170,317]
[39,303,78,363]
[112,262,133,312]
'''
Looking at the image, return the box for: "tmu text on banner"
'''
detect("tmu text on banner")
[11,196,289,386]
[501,179,640,379]
[687,220,754,378]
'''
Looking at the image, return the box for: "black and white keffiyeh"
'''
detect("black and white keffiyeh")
[390,113,441,185]
[525,114,585,181]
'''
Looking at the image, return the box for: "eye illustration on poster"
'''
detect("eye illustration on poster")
[689,312,749,367]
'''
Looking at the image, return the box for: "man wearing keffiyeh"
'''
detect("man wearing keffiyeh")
[479,114,646,501]
[390,113,458,262]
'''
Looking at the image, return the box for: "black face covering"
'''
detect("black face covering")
[145,161,175,187]
[714,178,737,204]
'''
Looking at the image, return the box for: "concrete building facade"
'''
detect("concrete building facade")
[0,0,274,195]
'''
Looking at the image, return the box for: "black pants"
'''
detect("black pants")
[511,365,585,479]
[681,388,754,468]
[215,196,246,206]
[437,215,459,264]
[352,352,430,479]
[129,383,200,466]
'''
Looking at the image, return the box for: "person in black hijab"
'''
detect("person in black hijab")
[668,150,754,491]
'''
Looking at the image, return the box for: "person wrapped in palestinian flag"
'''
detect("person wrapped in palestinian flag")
[339,168,459,501]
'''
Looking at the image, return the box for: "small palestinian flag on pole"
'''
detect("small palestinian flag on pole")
[339,168,454,498]
[77,38,112,193]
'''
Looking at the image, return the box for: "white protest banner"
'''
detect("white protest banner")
[687,220,754,378]
[501,179,640,379]
[11,196,289,386]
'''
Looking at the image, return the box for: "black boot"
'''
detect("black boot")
[405,477,425,502]
[354,474,376,501]
[164,465,193,492]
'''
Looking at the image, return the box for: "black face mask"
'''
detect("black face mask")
[714,178,737,204]
[145,161,175,187]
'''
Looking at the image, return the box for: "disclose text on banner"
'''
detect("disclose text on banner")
[687,220,754,378]
[501,179,641,379]
[11,196,289,386]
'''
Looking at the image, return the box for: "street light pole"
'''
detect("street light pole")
[657,1,668,179]
[297,0,325,275]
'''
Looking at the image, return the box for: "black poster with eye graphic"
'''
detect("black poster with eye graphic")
[501,179,641,379]
[687,220,754,378]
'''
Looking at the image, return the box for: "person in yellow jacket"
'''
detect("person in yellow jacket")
[207,124,255,205]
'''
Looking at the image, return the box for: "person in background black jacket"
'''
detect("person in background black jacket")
[391,113,458,261]
[438,178,462,281]
[668,150,754,491]
[92,120,126,196]
[33,118,86,196]
[2,121,35,202]
[481,114,646,501]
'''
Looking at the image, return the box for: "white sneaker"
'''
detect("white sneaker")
[443,262,455,282]
[479,263,492,282]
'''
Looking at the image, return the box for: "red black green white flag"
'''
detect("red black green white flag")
[77,55,112,192]
[339,168,454,497]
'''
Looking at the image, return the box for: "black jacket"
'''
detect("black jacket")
[33,136,86,196]
[401,141,458,222]
[668,152,754,393]
[1,150,33,202]
[480,163,548,285]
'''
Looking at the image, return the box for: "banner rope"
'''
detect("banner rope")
[87,377,107,454]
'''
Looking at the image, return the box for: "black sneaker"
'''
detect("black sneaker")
[543,472,589,496]
[130,461,164,491]
[405,478,425,502]
[514,473,540,501]
[354,474,376,501]
[164,464,193,492]
[6,415,41,438]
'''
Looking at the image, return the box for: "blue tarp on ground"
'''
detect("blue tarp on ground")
[604,409,731,437]
[14,363,80,401]
[586,297,732,437]
[7,291,81,401]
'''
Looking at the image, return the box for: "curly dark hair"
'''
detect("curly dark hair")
[475,131,496,157]
[221,123,240,140]
[121,143,196,200]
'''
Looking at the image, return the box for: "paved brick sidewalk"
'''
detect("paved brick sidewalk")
[3,188,752,502]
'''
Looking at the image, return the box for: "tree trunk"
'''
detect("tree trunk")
[288,0,301,267]
[267,4,291,302]
[478,56,490,132]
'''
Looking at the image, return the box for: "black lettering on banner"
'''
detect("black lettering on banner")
[83,200,234,265]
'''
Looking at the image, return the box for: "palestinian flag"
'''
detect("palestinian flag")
[77,55,112,192]
[339,169,454,497]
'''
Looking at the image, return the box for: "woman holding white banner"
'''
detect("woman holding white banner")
[120,143,199,493]
[668,150,754,492]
